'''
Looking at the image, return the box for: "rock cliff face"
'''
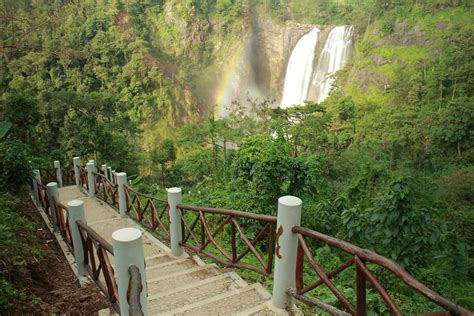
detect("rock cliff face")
[252,18,316,99]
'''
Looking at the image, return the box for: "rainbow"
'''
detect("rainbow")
[213,34,254,118]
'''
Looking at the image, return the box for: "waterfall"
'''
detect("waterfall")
[280,28,320,109]
[311,25,354,103]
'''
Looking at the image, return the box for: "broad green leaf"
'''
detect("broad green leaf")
[0,121,12,139]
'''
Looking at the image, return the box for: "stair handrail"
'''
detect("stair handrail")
[124,184,170,238]
[37,182,50,215]
[93,171,118,206]
[78,165,88,191]
[52,196,73,250]
[76,219,119,310]
[176,203,277,276]
[288,226,472,316]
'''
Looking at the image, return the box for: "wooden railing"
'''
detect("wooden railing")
[53,197,73,250]
[79,165,88,191]
[39,167,74,186]
[176,204,277,276]
[62,168,76,186]
[37,183,50,215]
[94,172,118,207]
[76,219,118,310]
[127,265,144,316]
[288,226,472,316]
[41,168,57,184]
[124,185,170,239]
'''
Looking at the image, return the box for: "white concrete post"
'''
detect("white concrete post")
[47,182,59,231]
[54,160,63,188]
[117,172,127,218]
[101,164,107,176]
[112,228,148,316]
[73,157,81,186]
[68,200,87,276]
[32,169,41,207]
[107,166,112,182]
[35,168,42,185]
[272,195,302,310]
[86,162,96,197]
[28,161,33,192]
[112,170,116,185]
[167,188,184,257]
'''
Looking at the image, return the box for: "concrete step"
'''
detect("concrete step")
[145,253,175,266]
[147,265,221,294]
[146,258,196,279]
[162,284,271,315]
[234,302,289,316]
[148,273,244,314]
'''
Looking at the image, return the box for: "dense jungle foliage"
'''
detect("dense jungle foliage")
[0,0,473,313]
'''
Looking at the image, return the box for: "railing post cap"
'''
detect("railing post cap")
[117,172,126,177]
[54,160,60,164]
[112,227,142,243]
[47,182,58,188]
[67,199,83,207]
[167,187,181,193]
[73,156,80,160]
[278,195,302,207]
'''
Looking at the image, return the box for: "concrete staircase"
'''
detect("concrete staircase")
[145,254,278,315]
[57,186,287,315]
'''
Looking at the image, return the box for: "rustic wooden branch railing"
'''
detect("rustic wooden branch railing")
[79,165,88,191]
[124,184,170,239]
[94,172,118,207]
[53,197,73,250]
[176,204,277,276]
[40,166,76,186]
[40,167,57,184]
[62,167,76,186]
[76,219,118,310]
[289,226,472,316]
[37,182,50,215]
[127,265,144,316]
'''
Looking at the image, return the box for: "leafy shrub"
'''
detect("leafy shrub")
[0,138,32,191]
[380,19,394,34]
[342,176,444,266]
[0,193,40,312]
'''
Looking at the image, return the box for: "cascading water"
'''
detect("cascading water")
[280,28,320,109]
[311,25,354,103]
